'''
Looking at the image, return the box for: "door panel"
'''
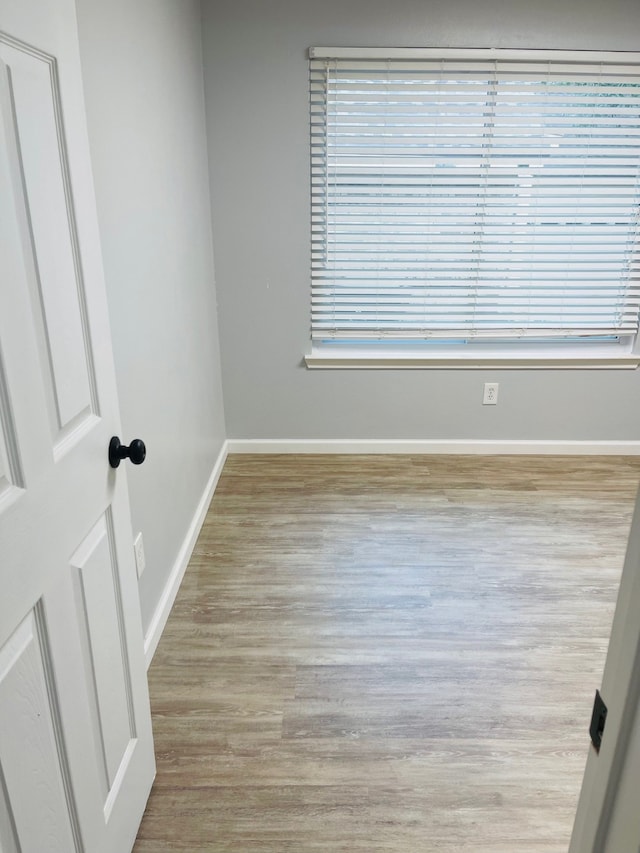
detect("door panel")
[71,513,135,797]
[0,610,79,853]
[0,352,23,503]
[0,1,155,850]
[0,38,95,444]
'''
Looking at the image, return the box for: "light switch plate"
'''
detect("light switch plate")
[134,532,146,578]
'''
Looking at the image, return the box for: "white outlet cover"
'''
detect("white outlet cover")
[134,532,146,578]
[483,382,499,405]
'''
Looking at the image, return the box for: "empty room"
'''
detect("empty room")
[2,0,640,851]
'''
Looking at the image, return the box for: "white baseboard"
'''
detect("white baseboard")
[144,440,228,668]
[226,439,640,455]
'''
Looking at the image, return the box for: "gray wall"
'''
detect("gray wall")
[76,0,226,635]
[202,0,640,441]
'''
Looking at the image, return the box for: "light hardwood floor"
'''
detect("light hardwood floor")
[133,454,640,853]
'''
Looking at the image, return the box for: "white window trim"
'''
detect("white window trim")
[309,47,640,63]
[306,46,640,370]
[305,348,640,369]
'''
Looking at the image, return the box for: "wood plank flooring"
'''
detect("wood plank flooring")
[133,454,640,853]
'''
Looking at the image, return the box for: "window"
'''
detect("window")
[308,48,640,367]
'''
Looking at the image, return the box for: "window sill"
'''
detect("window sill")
[304,352,640,370]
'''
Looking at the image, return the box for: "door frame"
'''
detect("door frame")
[570,488,640,852]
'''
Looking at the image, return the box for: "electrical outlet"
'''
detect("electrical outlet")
[134,532,146,578]
[483,382,499,405]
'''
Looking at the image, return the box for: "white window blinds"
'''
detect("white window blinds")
[309,48,640,342]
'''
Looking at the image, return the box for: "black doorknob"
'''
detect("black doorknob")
[109,436,146,469]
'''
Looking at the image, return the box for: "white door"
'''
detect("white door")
[570,488,640,853]
[0,1,155,852]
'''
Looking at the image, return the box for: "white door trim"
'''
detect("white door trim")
[570,489,640,851]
